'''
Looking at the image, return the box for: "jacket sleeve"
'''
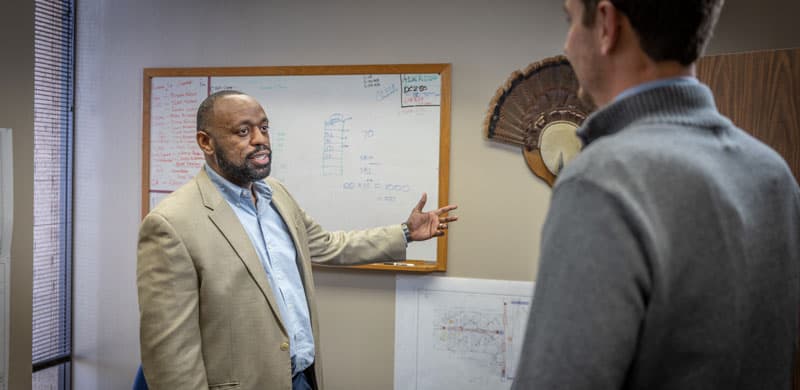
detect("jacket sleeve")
[512,177,651,390]
[268,179,407,265]
[300,206,407,266]
[137,212,209,390]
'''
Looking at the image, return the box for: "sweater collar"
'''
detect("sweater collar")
[577,82,725,146]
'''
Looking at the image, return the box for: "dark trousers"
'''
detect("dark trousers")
[292,365,318,390]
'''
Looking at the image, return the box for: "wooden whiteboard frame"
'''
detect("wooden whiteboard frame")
[142,64,451,272]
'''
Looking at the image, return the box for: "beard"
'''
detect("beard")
[215,144,272,185]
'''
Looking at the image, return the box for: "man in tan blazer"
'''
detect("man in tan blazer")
[137,90,457,390]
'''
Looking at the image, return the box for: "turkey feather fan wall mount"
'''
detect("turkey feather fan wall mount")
[484,55,595,186]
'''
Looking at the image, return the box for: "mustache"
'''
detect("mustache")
[246,145,271,159]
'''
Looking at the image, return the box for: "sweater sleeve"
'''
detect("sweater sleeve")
[512,177,652,390]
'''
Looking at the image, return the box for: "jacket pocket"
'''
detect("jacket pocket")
[209,382,240,389]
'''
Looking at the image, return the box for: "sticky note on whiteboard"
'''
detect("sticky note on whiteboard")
[401,74,441,107]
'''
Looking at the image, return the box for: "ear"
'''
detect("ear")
[596,0,621,55]
[197,130,215,156]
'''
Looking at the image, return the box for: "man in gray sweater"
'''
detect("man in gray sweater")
[512,0,800,389]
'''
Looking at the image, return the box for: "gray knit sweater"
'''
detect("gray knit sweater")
[512,82,800,390]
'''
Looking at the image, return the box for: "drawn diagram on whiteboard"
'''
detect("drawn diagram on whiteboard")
[321,113,351,176]
[396,276,534,390]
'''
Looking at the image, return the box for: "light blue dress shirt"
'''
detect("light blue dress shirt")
[205,165,314,376]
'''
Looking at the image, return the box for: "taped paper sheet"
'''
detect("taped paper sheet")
[395,275,534,390]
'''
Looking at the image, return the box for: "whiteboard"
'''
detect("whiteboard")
[395,275,534,390]
[143,65,451,271]
[0,128,12,390]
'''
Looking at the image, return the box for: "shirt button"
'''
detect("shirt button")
[280,342,290,351]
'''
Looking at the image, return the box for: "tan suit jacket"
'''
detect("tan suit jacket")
[137,169,406,389]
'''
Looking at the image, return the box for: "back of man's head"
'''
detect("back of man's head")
[579,0,724,65]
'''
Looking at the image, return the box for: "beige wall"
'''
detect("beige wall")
[70,0,800,389]
[0,0,34,388]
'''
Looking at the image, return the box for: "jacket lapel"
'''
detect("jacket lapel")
[196,169,287,333]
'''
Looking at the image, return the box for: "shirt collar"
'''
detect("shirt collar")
[204,164,273,206]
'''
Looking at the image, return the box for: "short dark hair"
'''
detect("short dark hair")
[579,0,724,65]
[196,90,246,132]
